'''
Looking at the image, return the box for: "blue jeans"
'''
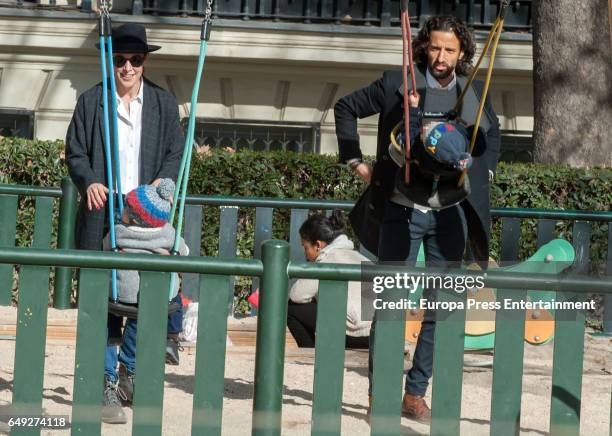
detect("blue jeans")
[368,201,467,397]
[167,299,184,335]
[105,294,183,381]
[105,316,137,381]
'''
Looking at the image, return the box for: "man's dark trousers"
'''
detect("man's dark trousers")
[368,201,467,396]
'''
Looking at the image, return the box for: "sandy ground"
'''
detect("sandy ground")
[0,308,610,435]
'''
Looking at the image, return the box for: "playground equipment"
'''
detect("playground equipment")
[0,177,611,433]
[0,0,609,432]
[0,238,609,434]
[391,0,511,189]
[96,0,214,318]
[404,239,574,348]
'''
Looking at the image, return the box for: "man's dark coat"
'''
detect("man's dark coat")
[334,69,501,262]
[65,78,184,250]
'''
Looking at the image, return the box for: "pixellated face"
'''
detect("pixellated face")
[426,31,464,81]
[113,53,147,90]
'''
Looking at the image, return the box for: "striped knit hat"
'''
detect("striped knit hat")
[125,179,175,228]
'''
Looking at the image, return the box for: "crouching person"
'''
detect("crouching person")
[287,211,372,349]
[102,178,188,423]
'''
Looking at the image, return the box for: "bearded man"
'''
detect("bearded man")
[334,15,501,421]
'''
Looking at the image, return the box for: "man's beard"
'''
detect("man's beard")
[428,62,455,80]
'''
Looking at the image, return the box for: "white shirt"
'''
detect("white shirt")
[116,79,143,194]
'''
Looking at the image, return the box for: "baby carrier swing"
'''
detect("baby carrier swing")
[390,0,510,208]
[97,0,215,319]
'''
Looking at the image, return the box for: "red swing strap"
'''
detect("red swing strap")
[400,1,418,184]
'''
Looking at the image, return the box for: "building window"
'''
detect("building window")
[0,108,34,139]
[500,131,533,162]
[188,119,320,153]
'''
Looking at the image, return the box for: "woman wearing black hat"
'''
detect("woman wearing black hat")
[65,23,185,424]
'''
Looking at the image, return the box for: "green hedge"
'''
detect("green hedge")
[1,138,611,322]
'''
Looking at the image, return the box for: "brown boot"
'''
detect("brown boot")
[402,393,431,423]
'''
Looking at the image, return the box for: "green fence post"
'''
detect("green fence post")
[11,198,54,435]
[53,177,77,309]
[549,221,590,436]
[549,291,586,436]
[311,280,349,435]
[369,285,407,435]
[0,194,18,306]
[132,272,171,436]
[191,274,232,435]
[71,269,110,435]
[252,240,290,436]
[430,288,467,436]
[490,286,527,435]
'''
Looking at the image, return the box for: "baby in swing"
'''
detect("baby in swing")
[388,92,480,209]
[102,178,189,423]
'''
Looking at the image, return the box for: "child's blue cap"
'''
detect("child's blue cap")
[424,122,473,171]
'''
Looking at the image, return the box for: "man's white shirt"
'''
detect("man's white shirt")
[116,79,143,194]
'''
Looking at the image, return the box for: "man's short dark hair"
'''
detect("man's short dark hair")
[412,15,476,76]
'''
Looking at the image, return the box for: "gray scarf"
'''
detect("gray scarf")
[105,223,189,304]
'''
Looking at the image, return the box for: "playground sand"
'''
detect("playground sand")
[0,310,610,435]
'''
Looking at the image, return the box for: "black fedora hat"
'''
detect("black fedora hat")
[96,23,161,53]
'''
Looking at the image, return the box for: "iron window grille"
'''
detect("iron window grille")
[139,0,532,31]
[186,118,320,153]
[0,108,35,139]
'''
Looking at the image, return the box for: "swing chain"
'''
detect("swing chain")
[204,0,213,21]
[499,0,510,18]
[98,0,112,15]
[200,0,214,41]
[97,0,112,37]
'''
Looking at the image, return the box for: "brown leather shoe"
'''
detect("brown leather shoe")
[402,393,431,423]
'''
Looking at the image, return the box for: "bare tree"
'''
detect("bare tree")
[532,0,612,167]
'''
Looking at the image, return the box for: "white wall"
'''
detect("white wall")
[0,15,534,157]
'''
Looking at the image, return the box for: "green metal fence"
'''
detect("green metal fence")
[0,178,76,309]
[0,242,611,435]
[1,177,611,330]
[0,246,261,436]
[0,177,611,434]
[288,249,612,436]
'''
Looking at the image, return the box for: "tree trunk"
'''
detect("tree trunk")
[532,0,612,167]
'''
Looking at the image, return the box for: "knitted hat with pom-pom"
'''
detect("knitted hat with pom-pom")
[125,178,175,228]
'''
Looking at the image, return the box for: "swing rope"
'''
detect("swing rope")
[389,1,509,189]
[400,0,418,184]
[98,0,120,302]
[167,0,214,299]
[98,0,214,310]
[107,18,123,217]
[451,18,502,117]
[457,0,509,187]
